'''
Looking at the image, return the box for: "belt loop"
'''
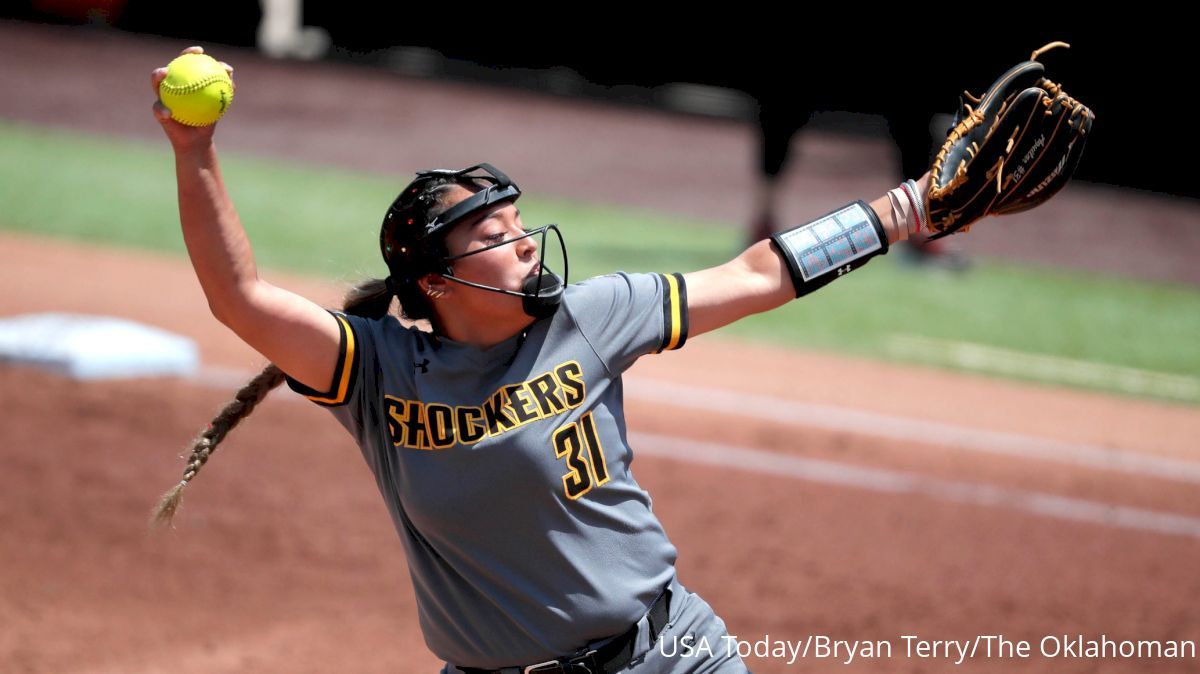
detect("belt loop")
[625,578,673,664]
[631,607,654,659]
[647,581,672,643]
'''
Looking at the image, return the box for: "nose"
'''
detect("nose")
[515,225,538,257]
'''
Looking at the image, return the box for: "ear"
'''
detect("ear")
[419,273,449,299]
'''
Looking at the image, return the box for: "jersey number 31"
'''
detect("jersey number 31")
[553,412,610,500]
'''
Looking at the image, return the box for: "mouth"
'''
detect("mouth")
[526,263,541,278]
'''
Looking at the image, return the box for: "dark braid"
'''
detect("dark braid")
[150,277,398,527]
[150,364,284,526]
[342,277,394,319]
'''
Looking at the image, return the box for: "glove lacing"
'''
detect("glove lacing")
[928,40,1085,235]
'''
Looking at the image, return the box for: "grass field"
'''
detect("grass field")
[3,120,1198,401]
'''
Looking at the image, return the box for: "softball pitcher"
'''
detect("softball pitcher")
[150,44,1089,674]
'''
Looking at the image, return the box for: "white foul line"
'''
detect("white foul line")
[629,431,1200,540]
[887,334,1200,402]
[624,377,1200,485]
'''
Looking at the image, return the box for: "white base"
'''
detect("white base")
[0,313,199,380]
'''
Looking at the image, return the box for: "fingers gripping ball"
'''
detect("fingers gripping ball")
[158,53,234,127]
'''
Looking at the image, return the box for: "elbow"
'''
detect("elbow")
[207,296,238,328]
[205,281,259,330]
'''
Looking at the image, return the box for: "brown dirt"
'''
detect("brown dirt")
[3,233,1200,674]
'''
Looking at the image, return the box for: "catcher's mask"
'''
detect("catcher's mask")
[379,163,568,319]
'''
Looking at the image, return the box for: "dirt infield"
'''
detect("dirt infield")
[2,19,1200,674]
[3,233,1200,673]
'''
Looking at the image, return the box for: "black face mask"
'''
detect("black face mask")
[440,224,568,319]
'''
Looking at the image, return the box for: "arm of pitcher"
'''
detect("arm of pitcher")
[683,173,928,339]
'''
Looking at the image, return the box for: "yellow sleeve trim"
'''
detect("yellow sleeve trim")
[305,314,356,405]
[657,272,688,353]
[664,273,683,350]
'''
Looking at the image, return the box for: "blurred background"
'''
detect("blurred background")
[1,4,1198,674]
[7,2,1193,197]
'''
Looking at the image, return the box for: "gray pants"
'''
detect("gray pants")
[441,576,748,673]
[622,576,748,673]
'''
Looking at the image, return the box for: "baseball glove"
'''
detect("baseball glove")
[926,42,1095,238]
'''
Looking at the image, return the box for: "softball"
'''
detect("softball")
[158,53,234,127]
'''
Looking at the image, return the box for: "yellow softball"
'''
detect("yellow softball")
[158,53,234,127]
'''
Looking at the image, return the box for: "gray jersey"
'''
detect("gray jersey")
[285,271,690,667]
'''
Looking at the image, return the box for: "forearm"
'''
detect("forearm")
[871,193,902,245]
[686,179,925,337]
[681,239,789,336]
[174,141,261,322]
[723,189,905,305]
[877,173,930,245]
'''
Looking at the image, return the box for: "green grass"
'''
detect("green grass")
[3,119,1198,401]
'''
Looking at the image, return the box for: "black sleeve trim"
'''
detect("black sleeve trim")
[283,312,360,407]
[656,272,689,352]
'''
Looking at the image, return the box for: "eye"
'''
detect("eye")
[485,231,506,243]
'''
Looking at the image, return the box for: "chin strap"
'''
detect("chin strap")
[438,268,565,319]
[437,223,569,319]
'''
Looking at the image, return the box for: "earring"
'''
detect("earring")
[426,286,445,299]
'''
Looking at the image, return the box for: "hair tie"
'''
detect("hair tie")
[384,276,397,298]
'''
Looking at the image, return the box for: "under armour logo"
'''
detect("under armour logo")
[836,265,852,276]
[414,358,429,374]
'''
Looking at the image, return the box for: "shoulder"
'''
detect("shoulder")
[334,311,426,356]
[565,272,687,315]
[565,271,665,303]
[559,271,688,362]
[567,271,635,293]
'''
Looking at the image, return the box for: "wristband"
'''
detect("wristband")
[769,200,888,298]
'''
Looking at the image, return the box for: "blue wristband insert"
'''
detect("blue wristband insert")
[769,200,888,298]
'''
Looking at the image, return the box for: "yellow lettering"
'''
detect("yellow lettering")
[483,387,518,436]
[455,406,486,445]
[510,384,541,423]
[427,403,455,450]
[527,372,567,416]
[555,361,586,408]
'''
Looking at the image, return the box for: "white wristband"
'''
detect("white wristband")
[903,179,926,233]
[886,185,917,241]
